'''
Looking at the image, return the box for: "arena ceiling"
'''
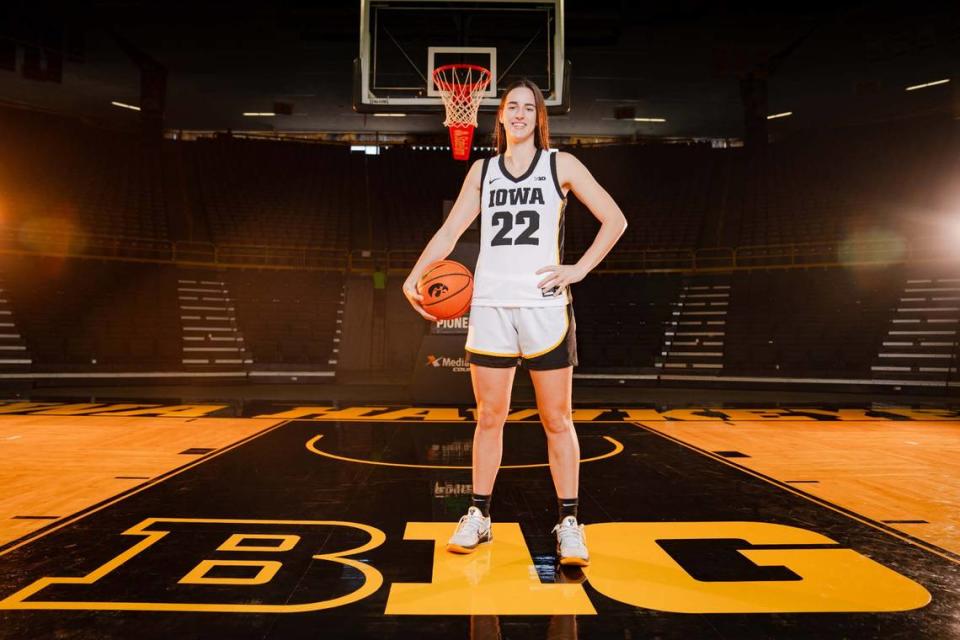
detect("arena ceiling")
[1,1,957,141]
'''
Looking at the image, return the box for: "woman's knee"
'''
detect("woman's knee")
[476,404,509,431]
[540,407,573,435]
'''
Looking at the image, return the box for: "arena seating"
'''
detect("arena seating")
[566,144,723,252]
[1,252,954,384]
[0,256,182,369]
[190,137,354,247]
[721,267,903,378]
[573,274,683,370]
[0,256,343,370]
[368,148,466,250]
[872,269,960,382]
[361,144,722,251]
[571,265,956,384]
[733,117,957,246]
[1,108,956,385]
[0,108,168,240]
[224,269,343,367]
[3,107,953,254]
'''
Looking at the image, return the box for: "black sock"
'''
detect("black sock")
[471,493,492,518]
[557,497,578,523]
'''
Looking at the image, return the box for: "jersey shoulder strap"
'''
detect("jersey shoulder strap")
[548,149,565,199]
[480,156,491,184]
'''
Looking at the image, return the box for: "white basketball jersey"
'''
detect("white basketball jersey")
[473,148,568,307]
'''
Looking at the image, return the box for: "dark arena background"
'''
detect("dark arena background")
[1,2,959,638]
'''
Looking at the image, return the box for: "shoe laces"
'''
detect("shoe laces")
[455,506,488,537]
[552,516,585,547]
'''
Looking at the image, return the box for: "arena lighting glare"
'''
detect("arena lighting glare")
[767,112,793,120]
[905,78,951,91]
[372,113,407,117]
[243,112,276,116]
[111,101,140,111]
[633,117,666,122]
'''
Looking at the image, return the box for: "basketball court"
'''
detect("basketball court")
[1,0,959,638]
[0,400,958,638]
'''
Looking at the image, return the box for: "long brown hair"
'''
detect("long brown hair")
[493,79,550,154]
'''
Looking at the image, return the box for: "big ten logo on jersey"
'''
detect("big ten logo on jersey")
[0,519,929,614]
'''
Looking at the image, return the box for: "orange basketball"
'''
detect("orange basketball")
[417,259,473,320]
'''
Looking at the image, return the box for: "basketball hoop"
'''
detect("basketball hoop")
[432,64,491,161]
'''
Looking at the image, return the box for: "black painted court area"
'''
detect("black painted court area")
[1,419,957,639]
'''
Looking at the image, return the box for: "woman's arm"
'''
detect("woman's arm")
[536,151,628,292]
[402,158,485,320]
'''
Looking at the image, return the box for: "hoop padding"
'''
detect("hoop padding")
[432,64,492,128]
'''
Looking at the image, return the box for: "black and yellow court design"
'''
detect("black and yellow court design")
[1,410,958,638]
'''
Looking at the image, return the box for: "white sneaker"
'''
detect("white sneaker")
[446,506,492,554]
[552,516,589,566]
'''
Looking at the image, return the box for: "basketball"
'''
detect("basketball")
[417,260,473,320]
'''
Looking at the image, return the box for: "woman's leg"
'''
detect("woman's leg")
[447,363,515,554]
[530,365,588,565]
[470,363,517,494]
[528,366,578,499]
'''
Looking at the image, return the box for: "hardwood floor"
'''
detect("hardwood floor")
[0,415,285,546]
[634,419,960,556]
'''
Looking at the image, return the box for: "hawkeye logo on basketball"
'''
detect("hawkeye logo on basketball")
[427,283,448,299]
[487,187,545,207]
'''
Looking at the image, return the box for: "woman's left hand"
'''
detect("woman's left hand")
[535,264,587,292]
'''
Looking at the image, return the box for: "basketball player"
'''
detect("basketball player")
[403,79,627,566]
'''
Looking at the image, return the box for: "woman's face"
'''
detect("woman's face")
[499,86,537,144]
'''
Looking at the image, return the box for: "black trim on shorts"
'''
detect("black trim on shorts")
[522,303,577,370]
[464,350,520,368]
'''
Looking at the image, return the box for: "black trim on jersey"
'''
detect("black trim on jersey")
[549,150,566,199]
[557,198,566,265]
[479,157,491,207]
[498,148,543,183]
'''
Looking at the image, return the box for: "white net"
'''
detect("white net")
[433,65,492,128]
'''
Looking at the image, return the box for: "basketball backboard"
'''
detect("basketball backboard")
[354,0,569,114]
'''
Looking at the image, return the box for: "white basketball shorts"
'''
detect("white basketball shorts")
[464,304,577,370]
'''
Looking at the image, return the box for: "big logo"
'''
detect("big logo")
[0,518,930,614]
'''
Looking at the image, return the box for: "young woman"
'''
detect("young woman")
[402,79,627,566]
